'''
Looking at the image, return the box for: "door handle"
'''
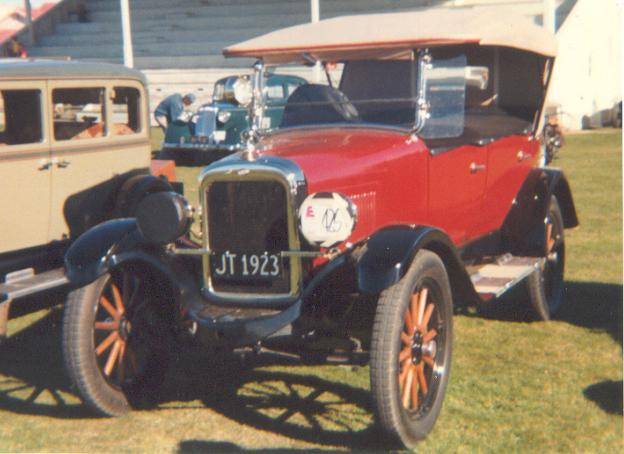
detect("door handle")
[517,150,531,162]
[469,162,486,174]
[57,159,71,168]
[38,159,51,171]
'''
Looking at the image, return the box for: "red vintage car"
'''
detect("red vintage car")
[61,8,577,449]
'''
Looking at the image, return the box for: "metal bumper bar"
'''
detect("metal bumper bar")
[187,254,348,347]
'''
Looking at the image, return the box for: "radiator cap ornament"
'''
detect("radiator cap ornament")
[299,192,357,248]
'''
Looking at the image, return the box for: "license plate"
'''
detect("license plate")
[213,130,226,142]
[211,251,282,280]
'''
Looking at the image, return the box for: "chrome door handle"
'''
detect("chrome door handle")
[469,162,486,173]
[517,150,531,162]
[57,159,71,168]
[38,159,51,171]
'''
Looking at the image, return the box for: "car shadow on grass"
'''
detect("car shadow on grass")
[583,380,623,416]
[0,308,381,449]
[475,280,622,345]
[161,350,381,451]
[557,281,622,346]
[0,307,90,418]
[177,440,351,453]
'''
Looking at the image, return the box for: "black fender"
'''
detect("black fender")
[502,167,578,256]
[65,219,202,339]
[64,219,197,301]
[355,225,479,305]
[543,168,578,228]
[114,174,172,218]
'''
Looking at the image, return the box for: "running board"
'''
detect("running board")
[0,268,68,340]
[469,256,543,300]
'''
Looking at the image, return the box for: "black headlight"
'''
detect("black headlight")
[135,191,192,244]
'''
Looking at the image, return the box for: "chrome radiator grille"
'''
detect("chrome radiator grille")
[206,180,291,294]
[194,108,217,138]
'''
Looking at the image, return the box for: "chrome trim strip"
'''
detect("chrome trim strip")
[172,247,322,259]
[198,154,307,306]
[264,122,412,137]
[162,142,242,152]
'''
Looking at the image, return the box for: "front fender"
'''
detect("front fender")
[65,219,140,287]
[355,225,478,305]
[64,218,180,290]
[65,219,201,311]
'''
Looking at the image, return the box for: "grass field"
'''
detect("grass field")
[0,131,621,452]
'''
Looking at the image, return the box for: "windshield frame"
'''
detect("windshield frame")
[248,49,468,138]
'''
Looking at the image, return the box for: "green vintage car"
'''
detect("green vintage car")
[161,73,307,161]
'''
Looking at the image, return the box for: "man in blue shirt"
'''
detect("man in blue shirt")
[154,93,196,131]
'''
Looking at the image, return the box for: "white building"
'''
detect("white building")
[548,0,622,129]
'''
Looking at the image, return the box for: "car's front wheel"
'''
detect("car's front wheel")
[62,268,170,416]
[370,250,453,449]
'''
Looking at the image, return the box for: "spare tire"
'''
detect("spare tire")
[114,174,172,218]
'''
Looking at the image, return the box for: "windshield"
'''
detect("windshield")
[258,56,470,139]
[262,61,417,130]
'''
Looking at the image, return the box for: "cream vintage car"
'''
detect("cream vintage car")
[0,59,173,339]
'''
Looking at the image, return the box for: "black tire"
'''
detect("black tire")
[370,250,453,449]
[525,196,565,320]
[62,269,170,416]
[115,174,172,218]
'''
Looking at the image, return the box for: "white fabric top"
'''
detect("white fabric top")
[224,8,557,63]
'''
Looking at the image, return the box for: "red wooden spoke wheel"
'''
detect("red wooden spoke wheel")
[63,269,170,416]
[93,275,141,389]
[526,195,565,320]
[398,287,438,412]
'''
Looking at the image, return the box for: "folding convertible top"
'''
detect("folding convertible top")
[223,8,557,63]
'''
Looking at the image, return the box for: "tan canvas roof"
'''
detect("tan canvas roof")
[224,8,557,63]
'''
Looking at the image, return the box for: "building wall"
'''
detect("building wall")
[548,0,622,129]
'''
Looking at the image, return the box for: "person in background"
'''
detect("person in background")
[154,93,196,131]
[6,38,27,58]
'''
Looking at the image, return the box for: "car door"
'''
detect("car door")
[481,135,539,233]
[48,80,150,241]
[0,80,51,254]
[428,144,488,246]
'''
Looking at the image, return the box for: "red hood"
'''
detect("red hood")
[261,126,423,193]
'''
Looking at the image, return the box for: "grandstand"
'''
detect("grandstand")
[20,1,568,69]
[2,0,574,108]
[3,0,616,129]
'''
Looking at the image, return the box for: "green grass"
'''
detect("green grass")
[0,131,621,451]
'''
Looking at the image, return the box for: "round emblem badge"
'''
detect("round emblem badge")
[298,192,357,248]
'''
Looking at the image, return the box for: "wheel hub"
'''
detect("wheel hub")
[422,340,437,360]
[411,332,437,365]
[118,318,132,341]
[411,332,423,364]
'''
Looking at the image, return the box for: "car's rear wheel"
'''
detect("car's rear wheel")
[370,250,453,449]
[526,195,565,320]
[62,268,170,416]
